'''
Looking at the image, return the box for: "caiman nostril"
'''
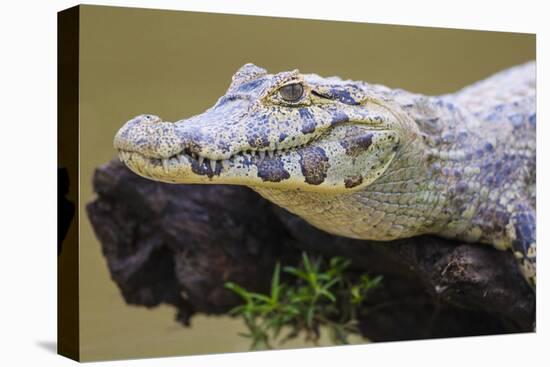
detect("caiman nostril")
[139,114,163,124]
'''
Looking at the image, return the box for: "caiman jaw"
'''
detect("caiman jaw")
[120,141,309,171]
[116,117,399,193]
[117,139,313,181]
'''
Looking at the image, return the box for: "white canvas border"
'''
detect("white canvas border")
[0,0,546,366]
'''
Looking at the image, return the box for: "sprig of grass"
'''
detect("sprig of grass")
[225,252,382,350]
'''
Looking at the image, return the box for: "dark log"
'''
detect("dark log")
[86,159,535,340]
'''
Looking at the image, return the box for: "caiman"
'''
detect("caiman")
[114,62,536,287]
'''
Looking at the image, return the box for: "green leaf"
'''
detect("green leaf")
[316,273,331,281]
[327,257,350,276]
[228,305,246,315]
[308,271,318,288]
[318,288,336,302]
[282,304,301,315]
[270,262,281,301]
[360,274,383,293]
[225,282,251,302]
[323,276,341,290]
[302,252,314,273]
[283,266,309,281]
[249,293,272,303]
[289,293,310,304]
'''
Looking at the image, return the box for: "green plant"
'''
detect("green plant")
[224,253,382,350]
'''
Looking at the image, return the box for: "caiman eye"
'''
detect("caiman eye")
[278,83,304,102]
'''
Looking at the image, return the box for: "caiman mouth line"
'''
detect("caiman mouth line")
[118,118,392,174]
[118,140,313,173]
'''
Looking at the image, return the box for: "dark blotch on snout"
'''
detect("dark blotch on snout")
[246,132,270,149]
[237,78,265,92]
[190,160,222,179]
[299,109,317,134]
[330,111,349,125]
[256,157,290,182]
[301,121,317,134]
[344,175,363,188]
[340,133,373,157]
[298,146,330,185]
[327,86,361,105]
[179,132,205,155]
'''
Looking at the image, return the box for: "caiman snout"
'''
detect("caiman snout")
[114,112,244,175]
[114,114,184,159]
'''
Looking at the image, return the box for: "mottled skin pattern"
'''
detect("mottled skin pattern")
[114,62,536,287]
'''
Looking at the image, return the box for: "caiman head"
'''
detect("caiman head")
[114,63,421,193]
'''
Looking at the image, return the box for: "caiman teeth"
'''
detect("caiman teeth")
[119,139,312,175]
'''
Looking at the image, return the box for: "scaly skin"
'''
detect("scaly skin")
[114,62,536,286]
